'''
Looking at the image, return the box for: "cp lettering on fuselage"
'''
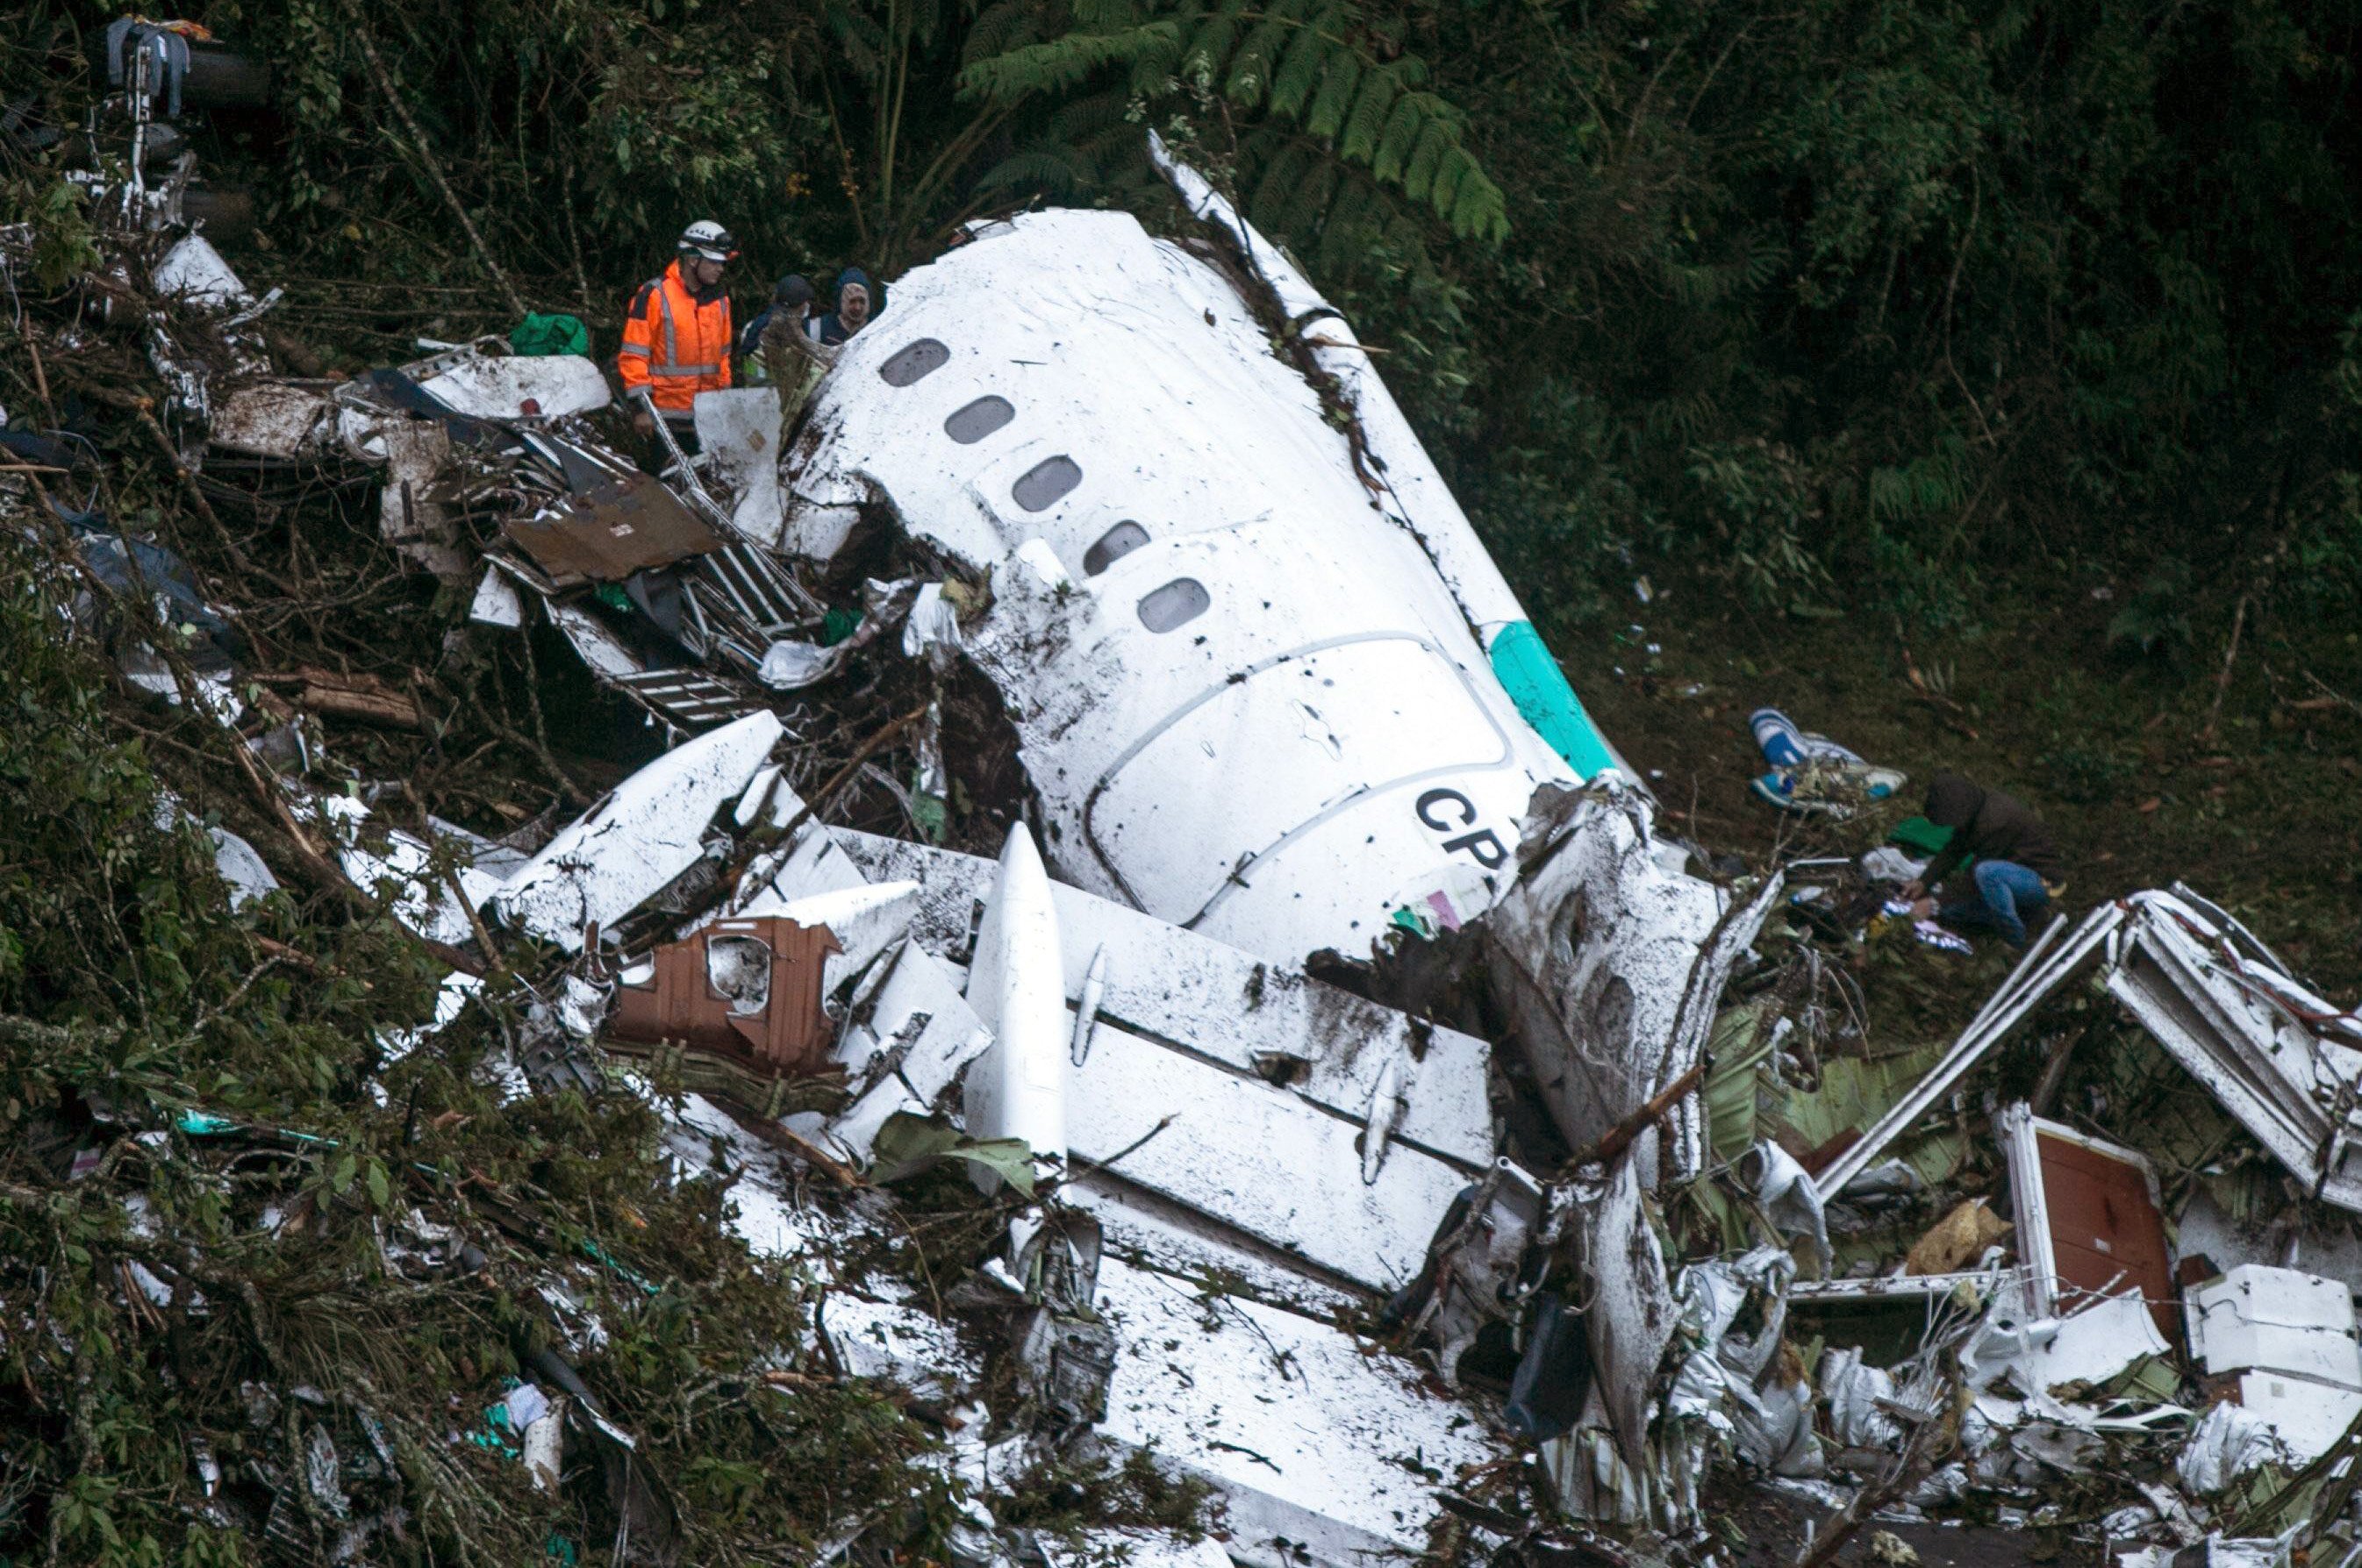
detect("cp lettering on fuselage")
[1415,787,1507,871]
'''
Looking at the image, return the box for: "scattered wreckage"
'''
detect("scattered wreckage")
[19,59,2362,1568]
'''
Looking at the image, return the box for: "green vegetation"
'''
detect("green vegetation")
[4,0,2362,1552]
[11,0,2358,634]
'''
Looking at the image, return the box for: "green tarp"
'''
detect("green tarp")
[512,312,590,358]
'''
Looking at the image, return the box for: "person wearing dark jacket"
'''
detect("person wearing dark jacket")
[738,275,817,363]
[807,268,876,347]
[1903,773,2065,948]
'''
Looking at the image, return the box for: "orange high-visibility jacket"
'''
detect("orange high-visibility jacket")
[618,260,734,412]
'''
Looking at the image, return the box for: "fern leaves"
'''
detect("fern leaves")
[960,0,1508,244]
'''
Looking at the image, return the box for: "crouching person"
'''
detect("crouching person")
[1904,773,2065,949]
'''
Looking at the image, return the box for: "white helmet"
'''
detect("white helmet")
[679,219,738,262]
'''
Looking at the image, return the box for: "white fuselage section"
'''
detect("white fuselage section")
[784,211,1579,960]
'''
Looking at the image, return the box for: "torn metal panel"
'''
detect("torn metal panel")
[539,598,767,733]
[691,389,789,547]
[826,829,1499,1169]
[208,381,337,460]
[2185,1265,2362,1462]
[469,566,524,628]
[1481,782,1732,1164]
[154,232,251,311]
[1084,1254,1508,1568]
[494,709,782,949]
[611,916,842,1076]
[370,419,471,581]
[1400,1159,1548,1382]
[2001,1103,2173,1335]
[2187,1267,2362,1389]
[503,470,723,584]
[2108,898,2362,1212]
[735,882,920,1018]
[401,342,612,420]
[825,940,996,1157]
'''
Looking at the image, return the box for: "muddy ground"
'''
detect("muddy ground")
[1565,580,2362,1014]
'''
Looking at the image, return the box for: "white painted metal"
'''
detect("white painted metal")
[2109,901,2362,1211]
[154,233,251,308]
[962,825,1069,1177]
[1086,1255,1507,1568]
[494,709,780,949]
[2187,1265,2362,1389]
[469,564,525,628]
[412,347,612,420]
[1145,135,1642,788]
[691,388,787,544]
[827,941,996,1158]
[1816,904,2120,1199]
[829,830,1498,1170]
[741,805,1490,1287]
[785,204,1583,962]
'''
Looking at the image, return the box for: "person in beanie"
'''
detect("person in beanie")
[1903,773,2066,948]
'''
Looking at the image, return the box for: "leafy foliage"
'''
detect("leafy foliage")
[959,0,1508,242]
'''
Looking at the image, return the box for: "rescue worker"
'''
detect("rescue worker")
[619,219,737,452]
[807,268,876,347]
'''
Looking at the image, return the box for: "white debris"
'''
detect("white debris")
[469,565,525,628]
[961,825,1068,1182]
[2186,1264,2362,1460]
[406,342,611,419]
[153,233,251,310]
[2178,1400,2293,1494]
[691,387,786,542]
[496,709,781,949]
[1088,1255,1505,1568]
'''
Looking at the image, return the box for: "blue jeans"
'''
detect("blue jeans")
[1939,860,2050,948]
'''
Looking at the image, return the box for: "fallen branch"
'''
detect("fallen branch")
[2300,670,2362,720]
[1557,1056,1712,1178]
[256,667,424,729]
[335,0,527,320]
[2199,592,2251,744]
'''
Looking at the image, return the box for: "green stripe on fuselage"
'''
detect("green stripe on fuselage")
[1488,620,1617,778]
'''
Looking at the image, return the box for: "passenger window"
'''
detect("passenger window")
[944,396,1016,444]
[1013,455,1081,512]
[878,339,950,386]
[1084,521,1149,576]
[1137,578,1210,633]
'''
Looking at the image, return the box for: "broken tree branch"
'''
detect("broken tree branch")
[1557,1057,1711,1177]
[256,667,424,728]
[336,0,528,321]
[2199,592,2250,745]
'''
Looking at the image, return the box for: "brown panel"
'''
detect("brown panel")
[504,472,723,583]
[2036,1130,2177,1342]
[611,916,844,1078]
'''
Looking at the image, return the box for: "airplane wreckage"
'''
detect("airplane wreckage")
[16,40,2362,1568]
